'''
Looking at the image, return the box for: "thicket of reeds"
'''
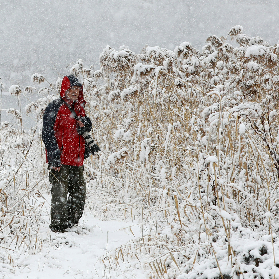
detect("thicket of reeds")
[0,124,47,270]
[2,26,279,278]
[84,25,279,278]
[0,75,57,271]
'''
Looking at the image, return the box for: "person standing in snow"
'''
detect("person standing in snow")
[42,75,92,233]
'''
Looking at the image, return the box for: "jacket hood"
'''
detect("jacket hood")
[60,75,86,106]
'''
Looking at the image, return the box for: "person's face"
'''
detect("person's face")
[66,86,80,101]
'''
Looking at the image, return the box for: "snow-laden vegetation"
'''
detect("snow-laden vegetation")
[2,26,279,278]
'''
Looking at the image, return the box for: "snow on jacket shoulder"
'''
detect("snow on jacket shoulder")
[42,75,92,167]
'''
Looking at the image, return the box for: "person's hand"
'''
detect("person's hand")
[77,120,84,127]
[52,167,61,172]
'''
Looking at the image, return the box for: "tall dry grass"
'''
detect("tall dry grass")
[2,25,279,278]
[0,76,58,269]
[80,26,279,278]
[0,123,48,269]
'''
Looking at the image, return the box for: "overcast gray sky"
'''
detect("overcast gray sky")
[1,0,279,86]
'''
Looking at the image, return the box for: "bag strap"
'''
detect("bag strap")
[61,98,78,120]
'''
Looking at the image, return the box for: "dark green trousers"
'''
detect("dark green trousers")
[49,165,86,230]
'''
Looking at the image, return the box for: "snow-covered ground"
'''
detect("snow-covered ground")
[1,195,147,279]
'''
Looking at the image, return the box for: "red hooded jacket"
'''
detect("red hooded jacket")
[42,75,91,167]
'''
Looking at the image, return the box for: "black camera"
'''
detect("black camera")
[83,130,101,158]
[77,117,101,158]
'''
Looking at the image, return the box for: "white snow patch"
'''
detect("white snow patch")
[239,123,246,134]
[247,61,260,71]
[106,148,128,168]
[206,156,218,163]
[140,138,151,163]
[245,45,267,57]
[9,85,21,95]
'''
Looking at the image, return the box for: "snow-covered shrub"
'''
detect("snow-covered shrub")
[9,85,21,96]
[83,26,279,278]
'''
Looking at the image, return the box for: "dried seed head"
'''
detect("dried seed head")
[228,25,243,36]
[94,70,103,78]
[7,108,22,120]
[206,36,223,48]
[38,88,49,95]
[70,59,83,76]
[236,34,251,46]
[24,86,36,93]
[9,85,21,95]
[32,73,45,84]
